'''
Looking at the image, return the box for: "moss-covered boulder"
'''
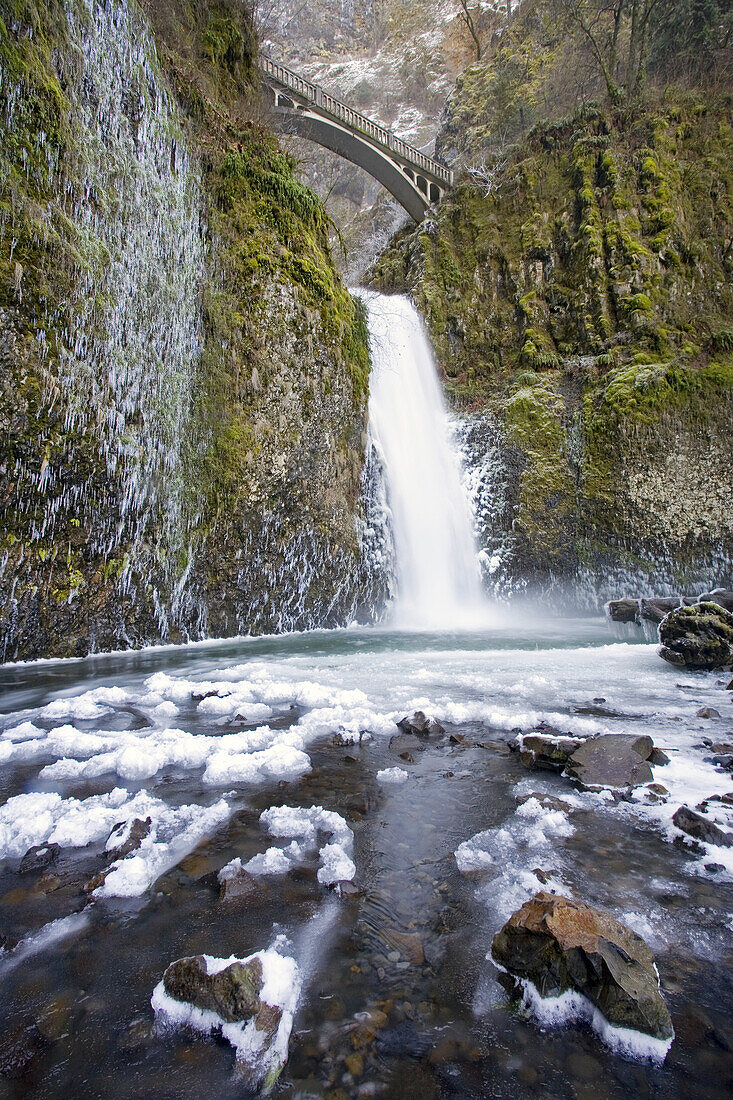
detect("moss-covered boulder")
[658,602,733,669]
[163,955,265,1024]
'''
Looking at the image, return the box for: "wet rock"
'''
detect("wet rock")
[659,603,733,670]
[511,723,584,770]
[697,707,721,719]
[0,933,17,952]
[397,711,445,739]
[698,588,733,613]
[218,863,260,905]
[566,734,654,790]
[492,891,673,1040]
[672,806,733,848]
[344,1051,364,1077]
[106,817,152,860]
[163,955,266,1024]
[19,843,60,875]
[705,863,725,874]
[640,597,681,624]
[649,748,670,765]
[85,869,110,893]
[35,997,73,1042]
[389,732,425,762]
[712,754,733,771]
[710,742,733,754]
[606,599,640,624]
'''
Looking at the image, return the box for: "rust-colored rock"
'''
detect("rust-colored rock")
[492,892,673,1040]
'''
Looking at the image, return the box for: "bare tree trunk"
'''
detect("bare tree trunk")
[459,0,482,61]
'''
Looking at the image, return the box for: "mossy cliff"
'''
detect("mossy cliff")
[371,96,733,598]
[0,0,375,660]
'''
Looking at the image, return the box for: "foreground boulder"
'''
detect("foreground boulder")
[566,734,654,790]
[659,603,733,670]
[153,950,300,1089]
[18,843,60,875]
[106,817,152,860]
[492,892,673,1041]
[163,956,264,1022]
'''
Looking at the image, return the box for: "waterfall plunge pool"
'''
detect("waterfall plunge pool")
[0,621,731,1097]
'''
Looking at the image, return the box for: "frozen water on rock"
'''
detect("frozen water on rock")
[377,766,409,785]
[152,945,301,1079]
[248,805,356,885]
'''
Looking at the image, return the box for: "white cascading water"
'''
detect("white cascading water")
[364,292,492,629]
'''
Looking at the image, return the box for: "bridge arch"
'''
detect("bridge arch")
[259,56,453,223]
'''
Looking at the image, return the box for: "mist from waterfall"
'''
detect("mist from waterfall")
[364,292,493,629]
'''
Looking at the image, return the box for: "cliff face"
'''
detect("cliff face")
[0,0,379,660]
[371,95,733,601]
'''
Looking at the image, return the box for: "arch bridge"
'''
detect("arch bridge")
[259,55,453,222]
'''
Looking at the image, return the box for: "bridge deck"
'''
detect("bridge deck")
[259,55,453,189]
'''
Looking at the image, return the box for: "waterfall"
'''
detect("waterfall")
[363,292,491,629]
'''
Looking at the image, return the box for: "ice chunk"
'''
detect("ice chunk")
[377,767,409,785]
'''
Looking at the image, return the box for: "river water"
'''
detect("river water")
[0,622,731,1097]
[0,295,731,1095]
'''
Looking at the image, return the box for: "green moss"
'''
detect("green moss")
[372,93,733,389]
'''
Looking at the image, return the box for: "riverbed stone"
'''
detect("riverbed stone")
[491,891,673,1040]
[658,603,733,670]
[106,817,152,859]
[380,928,424,965]
[397,711,445,738]
[218,865,260,905]
[566,734,654,790]
[163,955,265,1023]
[19,843,60,875]
[672,806,733,848]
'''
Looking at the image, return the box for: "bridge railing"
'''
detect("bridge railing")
[259,55,453,187]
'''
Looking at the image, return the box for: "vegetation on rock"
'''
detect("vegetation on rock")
[0,0,373,660]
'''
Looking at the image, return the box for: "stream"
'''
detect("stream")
[0,622,731,1097]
